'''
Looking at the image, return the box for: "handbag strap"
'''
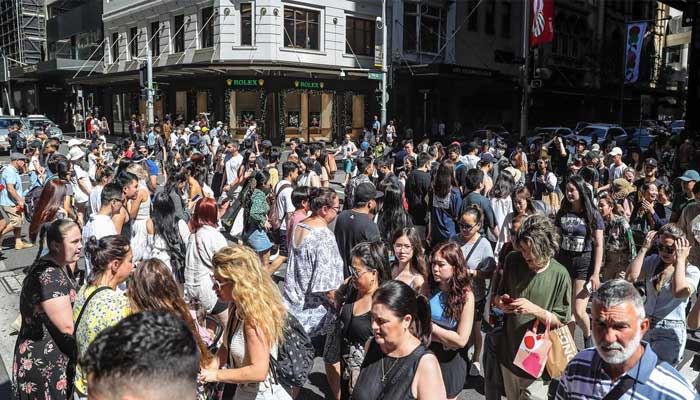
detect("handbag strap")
[464,235,484,265]
[75,286,112,333]
[601,353,662,400]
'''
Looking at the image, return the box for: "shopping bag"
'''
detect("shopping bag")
[546,324,577,378]
[513,316,551,379]
[542,191,561,215]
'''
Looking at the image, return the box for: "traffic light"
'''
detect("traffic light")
[139,63,147,87]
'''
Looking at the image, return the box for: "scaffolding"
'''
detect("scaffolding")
[0,0,46,66]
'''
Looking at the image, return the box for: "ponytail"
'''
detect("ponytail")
[414,293,432,346]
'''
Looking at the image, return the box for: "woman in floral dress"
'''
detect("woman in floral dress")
[13,219,82,399]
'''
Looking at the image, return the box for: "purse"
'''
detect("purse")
[545,324,577,378]
[513,314,551,379]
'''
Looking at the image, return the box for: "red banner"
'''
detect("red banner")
[530,0,554,47]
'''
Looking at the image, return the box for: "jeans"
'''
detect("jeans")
[644,318,686,366]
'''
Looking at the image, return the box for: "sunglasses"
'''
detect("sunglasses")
[212,277,231,291]
[350,268,372,280]
[658,244,676,254]
[460,223,477,231]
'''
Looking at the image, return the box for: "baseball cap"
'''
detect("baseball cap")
[354,182,384,204]
[585,151,601,160]
[577,139,587,146]
[216,121,223,126]
[262,140,273,147]
[201,127,208,133]
[679,170,700,182]
[194,126,201,131]
[591,143,601,152]
[68,146,85,161]
[608,147,623,156]
[644,158,658,167]
[360,141,369,151]
[480,153,495,164]
[67,138,82,148]
[10,152,28,161]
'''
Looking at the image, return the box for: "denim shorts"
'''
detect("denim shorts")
[244,227,273,254]
[644,318,686,366]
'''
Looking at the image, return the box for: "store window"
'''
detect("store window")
[174,14,185,53]
[201,7,215,48]
[352,95,365,137]
[111,32,119,62]
[241,3,253,45]
[283,89,333,141]
[129,27,138,59]
[346,17,374,57]
[283,7,320,50]
[150,22,160,56]
[229,91,261,135]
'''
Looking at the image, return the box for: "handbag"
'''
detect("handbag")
[545,324,577,378]
[513,314,551,379]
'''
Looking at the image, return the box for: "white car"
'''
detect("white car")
[569,124,628,146]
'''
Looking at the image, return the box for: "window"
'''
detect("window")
[467,0,479,32]
[283,7,320,50]
[403,4,446,54]
[501,1,511,38]
[346,17,374,57]
[129,27,138,59]
[111,32,119,62]
[201,7,214,48]
[666,46,682,64]
[485,1,495,35]
[174,14,185,53]
[150,22,160,57]
[241,3,253,45]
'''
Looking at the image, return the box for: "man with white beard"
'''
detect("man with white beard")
[555,279,698,400]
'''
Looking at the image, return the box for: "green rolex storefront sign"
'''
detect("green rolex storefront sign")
[293,80,325,89]
[227,78,265,87]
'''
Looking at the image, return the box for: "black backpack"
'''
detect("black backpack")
[24,184,44,223]
[269,314,314,387]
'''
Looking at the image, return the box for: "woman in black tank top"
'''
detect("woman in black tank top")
[353,281,446,400]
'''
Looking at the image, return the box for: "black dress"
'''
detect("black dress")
[12,259,77,399]
[352,339,430,400]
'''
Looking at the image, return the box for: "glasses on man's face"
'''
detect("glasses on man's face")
[658,244,676,254]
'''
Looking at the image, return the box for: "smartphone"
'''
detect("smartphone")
[585,281,594,294]
[502,296,515,304]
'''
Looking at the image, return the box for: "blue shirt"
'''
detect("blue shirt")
[0,165,22,207]
[556,343,699,400]
[430,291,457,330]
[145,159,159,176]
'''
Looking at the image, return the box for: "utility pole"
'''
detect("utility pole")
[520,0,530,140]
[146,44,154,125]
[381,0,388,128]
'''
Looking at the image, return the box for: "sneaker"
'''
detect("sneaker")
[469,362,482,377]
[15,241,33,250]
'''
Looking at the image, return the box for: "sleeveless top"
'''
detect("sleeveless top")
[353,340,429,400]
[135,181,151,221]
[429,290,457,330]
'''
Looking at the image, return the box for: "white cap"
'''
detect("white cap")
[67,138,82,148]
[194,126,201,131]
[608,147,623,156]
[216,121,223,126]
[68,146,85,161]
[591,143,600,152]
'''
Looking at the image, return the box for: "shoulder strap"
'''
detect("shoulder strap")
[75,286,112,333]
[602,353,663,400]
[464,236,484,264]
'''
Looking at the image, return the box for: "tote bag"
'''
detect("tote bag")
[546,324,578,378]
[513,315,551,379]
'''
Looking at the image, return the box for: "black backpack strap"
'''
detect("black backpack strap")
[75,286,112,333]
[602,352,662,400]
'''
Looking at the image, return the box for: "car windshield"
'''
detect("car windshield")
[29,120,45,127]
[578,127,606,137]
[671,121,684,128]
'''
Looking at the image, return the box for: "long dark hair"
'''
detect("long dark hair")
[372,280,432,346]
[432,159,456,198]
[243,170,270,227]
[377,182,412,238]
[391,227,428,281]
[429,241,472,322]
[84,235,131,285]
[29,179,67,242]
[350,241,392,283]
[151,191,187,282]
[491,169,515,199]
[556,174,599,239]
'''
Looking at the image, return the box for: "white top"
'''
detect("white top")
[82,214,117,278]
[73,164,92,204]
[145,220,191,277]
[88,153,98,181]
[225,153,244,186]
[275,179,295,231]
[184,225,228,312]
[608,161,628,183]
[89,185,104,215]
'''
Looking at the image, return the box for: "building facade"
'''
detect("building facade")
[80,0,383,143]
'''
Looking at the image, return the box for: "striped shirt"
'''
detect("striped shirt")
[556,343,699,400]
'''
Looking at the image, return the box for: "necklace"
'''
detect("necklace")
[380,356,398,383]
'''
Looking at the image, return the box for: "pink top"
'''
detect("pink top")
[287,210,309,248]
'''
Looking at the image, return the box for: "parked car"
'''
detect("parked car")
[670,120,685,135]
[570,123,628,146]
[574,121,592,134]
[623,128,657,152]
[27,114,64,141]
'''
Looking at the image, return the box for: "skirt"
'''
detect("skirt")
[429,342,468,397]
[245,227,273,254]
[131,219,149,262]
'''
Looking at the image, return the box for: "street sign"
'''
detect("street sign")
[368,72,383,80]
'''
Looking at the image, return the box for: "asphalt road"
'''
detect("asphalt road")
[0,133,697,400]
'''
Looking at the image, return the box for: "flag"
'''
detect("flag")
[624,23,647,84]
[530,0,554,47]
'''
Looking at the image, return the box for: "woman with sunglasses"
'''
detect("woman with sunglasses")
[391,227,428,292]
[427,241,475,399]
[626,223,700,366]
[199,245,291,400]
[327,241,392,399]
[454,205,495,378]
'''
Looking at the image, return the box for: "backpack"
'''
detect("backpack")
[15,134,27,151]
[24,184,44,223]
[147,132,156,147]
[269,314,314,387]
[267,182,292,232]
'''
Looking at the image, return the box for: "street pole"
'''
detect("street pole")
[619,16,627,126]
[520,0,530,140]
[381,0,388,127]
[146,45,154,125]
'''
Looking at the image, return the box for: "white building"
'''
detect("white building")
[83,0,385,142]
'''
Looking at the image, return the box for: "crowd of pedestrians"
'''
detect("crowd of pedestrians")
[7,113,700,400]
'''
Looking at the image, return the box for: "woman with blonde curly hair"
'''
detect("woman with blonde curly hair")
[199,245,291,400]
